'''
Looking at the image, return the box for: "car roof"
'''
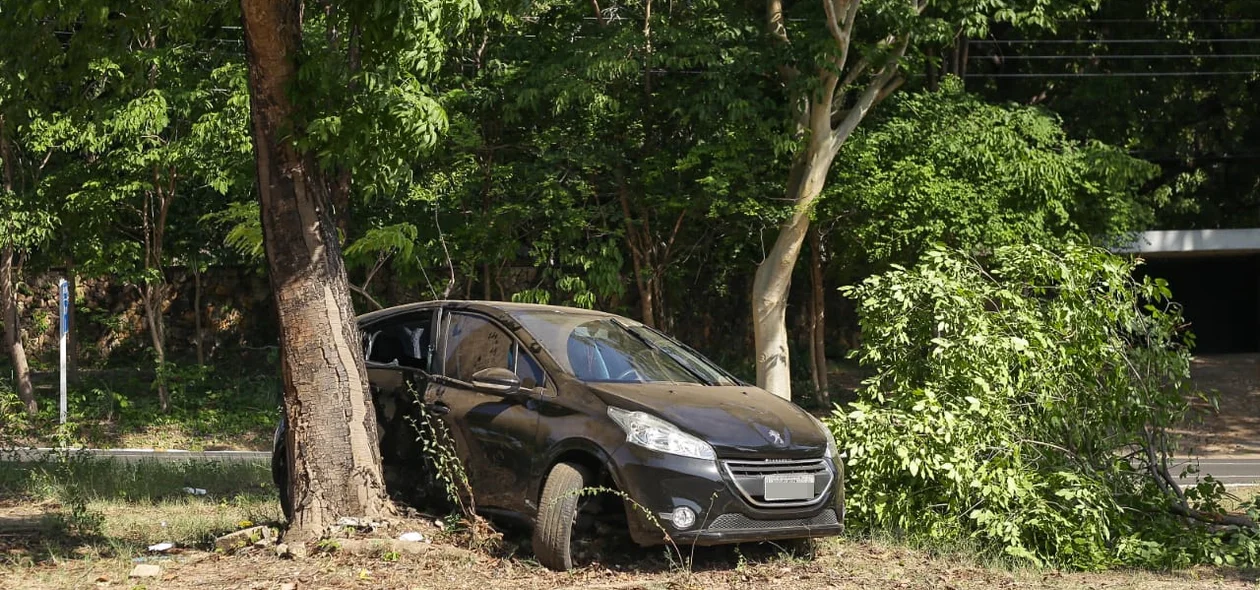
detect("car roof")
[356,300,621,326]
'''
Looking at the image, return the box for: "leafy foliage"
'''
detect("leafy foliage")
[832,244,1258,569]
[828,79,1157,267]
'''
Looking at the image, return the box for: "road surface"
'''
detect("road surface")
[2,448,1258,489]
[0,447,270,463]
[1173,456,1260,489]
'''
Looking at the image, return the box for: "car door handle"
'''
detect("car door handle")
[426,401,451,415]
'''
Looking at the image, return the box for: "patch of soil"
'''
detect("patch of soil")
[4,539,1258,590]
[1178,354,1260,455]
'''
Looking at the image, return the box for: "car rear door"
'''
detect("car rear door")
[433,310,544,515]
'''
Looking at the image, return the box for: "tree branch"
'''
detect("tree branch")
[349,284,384,311]
[766,0,799,84]
[830,33,910,146]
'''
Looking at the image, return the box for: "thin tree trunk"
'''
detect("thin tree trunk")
[0,116,35,417]
[807,225,828,406]
[482,262,491,301]
[142,282,170,411]
[752,149,835,399]
[617,172,654,327]
[193,261,205,366]
[240,0,392,544]
[1,246,36,417]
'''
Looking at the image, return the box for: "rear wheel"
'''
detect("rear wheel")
[532,462,588,571]
[272,426,293,522]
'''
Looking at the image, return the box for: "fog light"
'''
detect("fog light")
[671,506,696,530]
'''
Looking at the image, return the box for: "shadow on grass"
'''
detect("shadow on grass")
[0,457,282,567]
[0,456,276,502]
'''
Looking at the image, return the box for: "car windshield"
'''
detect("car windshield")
[509,310,738,385]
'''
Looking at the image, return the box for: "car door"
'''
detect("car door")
[433,310,543,514]
[361,309,438,501]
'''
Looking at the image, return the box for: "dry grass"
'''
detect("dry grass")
[3,531,1258,590]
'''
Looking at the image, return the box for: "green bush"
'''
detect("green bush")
[831,244,1259,570]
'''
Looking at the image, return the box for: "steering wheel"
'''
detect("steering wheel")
[614,368,642,382]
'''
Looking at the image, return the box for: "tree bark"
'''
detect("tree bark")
[240,0,392,544]
[0,116,35,417]
[193,260,205,366]
[141,177,172,411]
[807,225,828,406]
[754,3,910,399]
[752,148,836,399]
[1,246,36,417]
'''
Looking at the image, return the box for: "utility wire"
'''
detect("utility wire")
[965,71,1260,77]
[972,54,1260,60]
[975,38,1260,44]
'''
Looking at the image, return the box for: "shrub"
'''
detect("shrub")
[832,244,1259,569]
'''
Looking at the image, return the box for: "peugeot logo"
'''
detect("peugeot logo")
[768,430,785,446]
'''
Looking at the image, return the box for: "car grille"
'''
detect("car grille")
[720,458,834,508]
[707,508,839,531]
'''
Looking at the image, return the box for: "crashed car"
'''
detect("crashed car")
[273,301,843,570]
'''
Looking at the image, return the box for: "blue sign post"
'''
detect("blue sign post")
[59,279,69,425]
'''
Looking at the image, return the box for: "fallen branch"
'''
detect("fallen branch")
[1170,504,1257,528]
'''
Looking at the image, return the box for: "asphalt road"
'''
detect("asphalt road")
[0,447,270,463]
[1173,456,1260,489]
[2,448,1258,489]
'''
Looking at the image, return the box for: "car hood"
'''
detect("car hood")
[586,382,828,459]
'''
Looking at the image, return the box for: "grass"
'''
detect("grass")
[0,457,1257,589]
[3,364,281,451]
[0,456,280,569]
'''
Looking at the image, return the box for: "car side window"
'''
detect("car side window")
[443,312,547,388]
[443,313,513,382]
[364,313,433,372]
[510,346,546,389]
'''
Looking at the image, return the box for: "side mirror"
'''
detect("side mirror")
[470,367,522,397]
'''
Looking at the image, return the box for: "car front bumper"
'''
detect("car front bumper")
[608,444,845,546]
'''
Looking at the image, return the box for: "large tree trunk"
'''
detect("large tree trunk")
[240,0,392,544]
[752,148,835,399]
[1,246,36,417]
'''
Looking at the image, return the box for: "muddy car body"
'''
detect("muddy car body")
[273,301,844,569]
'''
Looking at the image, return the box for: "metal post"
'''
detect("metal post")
[59,278,68,425]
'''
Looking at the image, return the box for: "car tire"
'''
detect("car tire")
[533,462,588,571]
[272,434,293,522]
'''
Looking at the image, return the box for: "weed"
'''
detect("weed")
[408,395,501,552]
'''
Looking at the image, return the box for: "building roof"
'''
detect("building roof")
[1115,229,1260,256]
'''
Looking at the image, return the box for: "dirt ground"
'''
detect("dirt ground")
[1177,354,1260,455]
[5,535,1259,590]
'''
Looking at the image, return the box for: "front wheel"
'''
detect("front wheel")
[532,462,588,571]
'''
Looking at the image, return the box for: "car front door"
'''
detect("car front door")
[361,309,439,503]
[434,310,544,514]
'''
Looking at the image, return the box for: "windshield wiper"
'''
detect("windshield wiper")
[613,320,717,386]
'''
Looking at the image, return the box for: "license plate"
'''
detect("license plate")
[763,473,814,501]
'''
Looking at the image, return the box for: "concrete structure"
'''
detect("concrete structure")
[1116,229,1260,353]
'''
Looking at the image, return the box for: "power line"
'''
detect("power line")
[975,38,1260,44]
[972,54,1260,60]
[965,71,1260,77]
[1063,19,1260,24]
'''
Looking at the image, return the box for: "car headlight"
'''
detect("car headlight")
[810,415,840,460]
[607,407,716,461]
